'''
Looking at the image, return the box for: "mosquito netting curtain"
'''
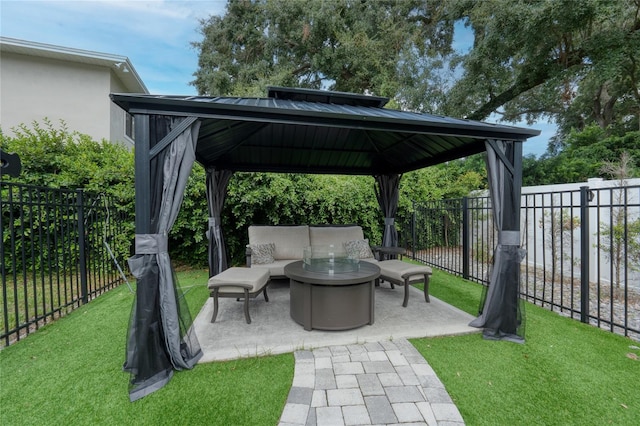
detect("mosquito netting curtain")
[375,174,402,248]
[469,139,526,342]
[206,168,233,277]
[124,117,203,401]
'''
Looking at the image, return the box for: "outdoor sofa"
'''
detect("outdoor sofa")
[245,224,379,276]
[245,224,432,307]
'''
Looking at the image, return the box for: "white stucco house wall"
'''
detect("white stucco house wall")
[0,37,148,147]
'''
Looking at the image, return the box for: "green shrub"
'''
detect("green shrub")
[1,120,136,271]
[3,119,480,269]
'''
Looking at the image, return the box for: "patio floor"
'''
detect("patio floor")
[193,279,478,363]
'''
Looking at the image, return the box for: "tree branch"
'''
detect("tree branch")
[466,51,585,121]
[291,63,311,76]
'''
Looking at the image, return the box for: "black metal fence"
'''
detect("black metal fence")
[401,183,640,341]
[1,182,131,347]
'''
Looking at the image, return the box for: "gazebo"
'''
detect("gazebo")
[111,87,539,401]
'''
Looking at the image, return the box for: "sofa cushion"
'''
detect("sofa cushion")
[248,242,275,264]
[208,267,270,293]
[344,239,375,259]
[250,259,298,277]
[248,225,310,260]
[309,225,365,247]
[378,260,432,282]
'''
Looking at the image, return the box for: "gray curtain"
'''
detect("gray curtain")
[125,118,203,401]
[374,174,402,247]
[206,167,233,277]
[469,139,526,343]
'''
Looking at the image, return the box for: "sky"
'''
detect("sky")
[1,0,553,156]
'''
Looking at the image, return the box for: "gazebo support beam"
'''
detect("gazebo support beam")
[134,114,151,234]
[150,116,199,159]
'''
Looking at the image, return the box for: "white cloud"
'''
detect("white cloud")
[97,0,203,20]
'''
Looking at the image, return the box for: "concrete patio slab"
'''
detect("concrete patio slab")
[193,279,478,363]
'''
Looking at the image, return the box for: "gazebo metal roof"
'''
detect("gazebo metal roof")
[111,86,540,175]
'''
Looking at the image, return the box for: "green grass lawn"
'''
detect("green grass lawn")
[1,267,638,425]
[415,269,640,425]
[0,269,293,425]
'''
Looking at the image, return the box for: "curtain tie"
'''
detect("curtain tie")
[498,231,520,246]
[384,217,395,226]
[207,217,221,240]
[135,233,168,254]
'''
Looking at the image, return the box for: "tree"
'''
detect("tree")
[533,127,640,184]
[538,207,580,300]
[445,0,640,135]
[598,152,640,288]
[194,0,639,127]
[192,0,454,99]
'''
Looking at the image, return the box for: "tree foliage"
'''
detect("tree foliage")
[170,172,379,266]
[445,0,639,134]
[1,120,137,270]
[529,127,640,184]
[194,0,639,134]
[192,0,453,103]
[172,169,482,267]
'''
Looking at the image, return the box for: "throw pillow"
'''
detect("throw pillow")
[344,239,374,259]
[249,242,275,264]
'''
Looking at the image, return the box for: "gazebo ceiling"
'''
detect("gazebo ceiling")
[111,86,540,175]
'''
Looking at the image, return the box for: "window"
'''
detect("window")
[125,112,134,141]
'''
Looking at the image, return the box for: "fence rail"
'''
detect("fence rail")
[401,183,640,341]
[1,182,130,347]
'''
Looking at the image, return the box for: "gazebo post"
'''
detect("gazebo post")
[470,139,526,342]
[134,114,151,234]
[125,113,176,401]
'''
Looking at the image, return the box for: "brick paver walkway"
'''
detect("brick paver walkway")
[278,338,465,425]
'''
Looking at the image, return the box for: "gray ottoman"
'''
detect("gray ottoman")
[208,267,270,324]
[377,260,432,307]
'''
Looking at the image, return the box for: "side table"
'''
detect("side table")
[372,246,407,261]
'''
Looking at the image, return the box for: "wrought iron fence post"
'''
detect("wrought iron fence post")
[462,197,470,280]
[412,201,417,261]
[580,186,591,324]
[77,189,88,304]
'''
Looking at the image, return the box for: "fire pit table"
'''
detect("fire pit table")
[285,246,381,331]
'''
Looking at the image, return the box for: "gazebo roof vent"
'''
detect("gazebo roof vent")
[267,86,389,108]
